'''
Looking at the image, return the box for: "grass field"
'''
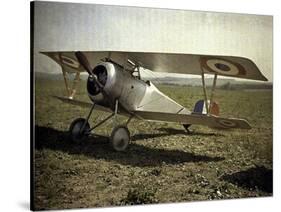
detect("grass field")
[34,78,273,210]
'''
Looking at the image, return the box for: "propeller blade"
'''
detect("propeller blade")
[75,51,93,75]
[75,51,105,89]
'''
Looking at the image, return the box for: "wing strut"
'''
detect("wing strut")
[200,66,209,114]
[200,66,218,115]
[58,53,81,99]
[209,74,218,112]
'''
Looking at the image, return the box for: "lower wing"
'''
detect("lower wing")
[134,111,251,129]
[53,96,251,129]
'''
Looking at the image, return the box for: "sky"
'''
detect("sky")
[33,1,273,81]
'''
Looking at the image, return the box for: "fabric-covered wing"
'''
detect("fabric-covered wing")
[134,111,251,129]
[42,52,83,73]
[41,51,116,73]
[41,51,267,81]
[125,52,268,81]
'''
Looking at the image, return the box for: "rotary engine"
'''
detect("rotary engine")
[87,62,124,108]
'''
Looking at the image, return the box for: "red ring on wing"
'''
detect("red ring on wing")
[217,119,237,128]
[61,55,80,69]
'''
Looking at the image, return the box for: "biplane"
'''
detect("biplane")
[41,51,267,151]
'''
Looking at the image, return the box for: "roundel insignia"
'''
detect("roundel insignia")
[217,119,237,128]
[200,57,246,76]
[61,55,80,69]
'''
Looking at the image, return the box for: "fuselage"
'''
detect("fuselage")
[87,61,190,116]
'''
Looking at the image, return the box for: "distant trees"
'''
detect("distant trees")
[219,82,272,90]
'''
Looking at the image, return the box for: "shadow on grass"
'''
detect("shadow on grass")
[221,166,273,193]
[131,128,223,142]
[35,125,224,167]
[157,127,224,137]
[131,128,185,141]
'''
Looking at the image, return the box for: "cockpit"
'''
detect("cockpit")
[102,57,143,81]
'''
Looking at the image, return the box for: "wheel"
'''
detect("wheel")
[110,125,130,151]
[69,118,90,143]
[183,124,192,133]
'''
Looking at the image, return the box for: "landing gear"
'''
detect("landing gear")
[69,118,90,143]
[69,99,133,151]
[69,103,95,143]
[110,125,130,151]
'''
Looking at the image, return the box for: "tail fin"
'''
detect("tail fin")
[193,100,219,116]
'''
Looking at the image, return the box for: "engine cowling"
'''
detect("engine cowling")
[87,61,149,112]
[87,62,123,108]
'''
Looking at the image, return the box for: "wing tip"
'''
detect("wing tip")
[238,56,269,82]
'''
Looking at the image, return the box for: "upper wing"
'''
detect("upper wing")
[41,51,112,73]
[42,52,84,73]
[134,111,251,129]
[41,51,267,81]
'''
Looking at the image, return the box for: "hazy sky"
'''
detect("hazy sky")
[33,1,273,81]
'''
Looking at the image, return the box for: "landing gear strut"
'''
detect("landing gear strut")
[110,99,131,151]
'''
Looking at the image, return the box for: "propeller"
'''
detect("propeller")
[75,51,114,109]
[75,51,104,89]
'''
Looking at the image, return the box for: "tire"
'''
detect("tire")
[110,125,130,151]
[69,118,90,143]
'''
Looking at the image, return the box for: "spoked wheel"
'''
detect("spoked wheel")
[69,118,90,143]
[183,124,192,133]
[110,125,130,151]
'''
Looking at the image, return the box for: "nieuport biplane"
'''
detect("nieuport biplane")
[41,51,267,151]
